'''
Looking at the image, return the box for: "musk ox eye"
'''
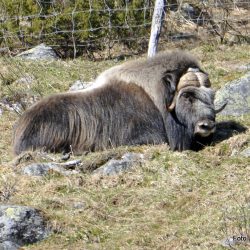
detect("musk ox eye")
[181,92,194,102]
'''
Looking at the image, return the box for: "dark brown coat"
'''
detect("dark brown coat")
[13,50,217,154]
[13,80,166,155]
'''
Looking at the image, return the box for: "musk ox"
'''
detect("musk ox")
[13,50,224,155]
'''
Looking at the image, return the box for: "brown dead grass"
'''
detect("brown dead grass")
[0,44,250,250]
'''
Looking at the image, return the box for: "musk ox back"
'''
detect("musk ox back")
[93,50,209,120]
[13,50,222,155]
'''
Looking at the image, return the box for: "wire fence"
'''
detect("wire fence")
[0,0,249,59]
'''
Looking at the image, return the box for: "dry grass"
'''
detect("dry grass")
[0,44,250,249]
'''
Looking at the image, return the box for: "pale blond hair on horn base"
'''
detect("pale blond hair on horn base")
[167,68,211,111]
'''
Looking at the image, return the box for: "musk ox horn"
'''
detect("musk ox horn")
[168,70,200,112]
[194,72,211,88]
[167,68,211,111]
[215,102,227,114]
[167,94,178,111]
[187,68,211,87]
[177,71,200,90]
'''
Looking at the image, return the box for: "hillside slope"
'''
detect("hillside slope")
[0,44,249,249]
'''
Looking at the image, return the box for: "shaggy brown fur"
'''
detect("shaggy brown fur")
[13,80,166,155]
[13,50,217,154]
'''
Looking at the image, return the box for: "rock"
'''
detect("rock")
[93,153,144,176]
[121,152,144,162]
[14,73,35,86]
[0,108,3,116]
[0,241,20,250]
[236,64,250,72]
[61,153,71,161]
[22,163,53,176]
[215,73,250,116]
[72,202,86,210]
[22,162,80,176]
[221,235,249,248]
[20,96,40,109]
[240,147,250,157]
[221,237,237,248]
[69,80,93,91]
[0,101,23,114]
[0,205,49,246]
[0,96,38,115]
[16,43,59,60]
[60,159,82,170]
[93,159,132,176]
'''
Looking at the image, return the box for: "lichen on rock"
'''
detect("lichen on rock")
[0,205,50,247]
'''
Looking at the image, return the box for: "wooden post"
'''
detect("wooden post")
[148,0,166,58]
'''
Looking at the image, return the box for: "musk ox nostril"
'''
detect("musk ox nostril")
[200,122,215,130]
[195,120,216,137]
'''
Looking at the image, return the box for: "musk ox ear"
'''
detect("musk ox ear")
[162,72,179,107]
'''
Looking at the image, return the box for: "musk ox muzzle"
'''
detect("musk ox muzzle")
[194,119,216,137]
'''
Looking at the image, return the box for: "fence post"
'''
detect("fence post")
[148,0,166,57]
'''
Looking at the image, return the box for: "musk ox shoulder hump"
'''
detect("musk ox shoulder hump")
[93,50,201,120]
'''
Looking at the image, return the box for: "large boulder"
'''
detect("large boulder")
[16,43,59,60]
[215,73,250,116]
[240,147,250,157]
[0,241,20,250]
[0,205,50,247]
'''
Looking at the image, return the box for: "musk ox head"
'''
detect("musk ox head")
[166,85,225,151]
[167,68,211,111]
